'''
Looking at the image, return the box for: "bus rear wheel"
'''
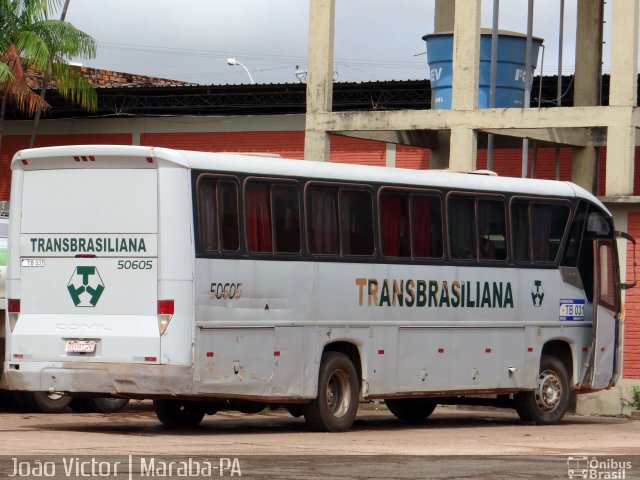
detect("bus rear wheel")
[304,352,359,432]
[385,398,437,423]
[25,392,73,413]
[514,355,569,425]
[153,399,206,427]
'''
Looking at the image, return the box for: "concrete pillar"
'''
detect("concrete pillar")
[605,0,638,196]
[429,0,455,169]
[304,0,335,162]
[572,147,597,193]
[385,143,396,168]
[571,0,603,192]
[448,0,480,171]
[450,128,477,171]
[573,0,603,106]
[434,0,454,32]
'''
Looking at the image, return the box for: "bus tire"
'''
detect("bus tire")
[385,398,437,423]
[514,355,569,425]
[153,399,206,428]
[25,391,72,413]
[303,352,359,432]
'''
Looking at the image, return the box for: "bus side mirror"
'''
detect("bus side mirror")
[616,231,637,290]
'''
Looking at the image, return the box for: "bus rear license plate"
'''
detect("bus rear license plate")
[65,340,96,353]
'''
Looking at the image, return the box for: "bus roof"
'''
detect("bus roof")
[12,144,607,213]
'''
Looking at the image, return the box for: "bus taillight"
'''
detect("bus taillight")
[157,300,174,336]
[8,298,20,332]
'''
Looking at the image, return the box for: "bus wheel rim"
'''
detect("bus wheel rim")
[536,370,561,411]
[325,369,351,417]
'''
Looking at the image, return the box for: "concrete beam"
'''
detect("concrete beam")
[320,106,640,132]
[333,130,440,148]
[482,128,590,147]
[304,0,335,162]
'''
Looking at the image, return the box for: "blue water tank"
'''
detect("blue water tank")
[423,31,543,109]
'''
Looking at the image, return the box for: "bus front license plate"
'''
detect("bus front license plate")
[65,340,96,353]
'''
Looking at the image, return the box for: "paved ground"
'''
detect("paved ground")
[0,403,638,479]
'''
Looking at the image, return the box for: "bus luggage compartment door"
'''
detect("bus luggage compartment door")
[580,239,620,390]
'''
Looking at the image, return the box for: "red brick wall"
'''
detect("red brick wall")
[624,212,640,379]
[0,133,132,200]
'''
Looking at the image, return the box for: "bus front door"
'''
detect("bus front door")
[580,239,620,390]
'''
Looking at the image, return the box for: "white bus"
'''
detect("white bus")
[3,145,635,431]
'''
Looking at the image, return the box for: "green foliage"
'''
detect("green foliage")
[632,385,640,410]
[0,0,97,113]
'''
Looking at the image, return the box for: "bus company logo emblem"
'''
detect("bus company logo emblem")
[67,266,105,307]
[531,280,544,307]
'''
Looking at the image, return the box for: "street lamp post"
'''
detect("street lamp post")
[226,58,256,84]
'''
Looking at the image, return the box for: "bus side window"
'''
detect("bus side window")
[196,177,239,254]
[197,179,218,252]
[219,181,240,251]
[448,196,476,260]
[380,191,410,258]
[272,184,301,254]
[307,186,340,255]
[477,198,506,260]
[412,194,443,259]
[531,203,570,262]
[340,189,374,256]
[245,182,272,253]
[511,200,530,261]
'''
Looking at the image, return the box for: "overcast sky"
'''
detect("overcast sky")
[61,0,612,85]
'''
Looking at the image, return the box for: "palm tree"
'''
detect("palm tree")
[0,0,51,152]
[28,0,97,147]
[0,0,97,152]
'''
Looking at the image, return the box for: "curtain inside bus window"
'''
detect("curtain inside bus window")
[307,187,339,255]
[511,200,530,261]
[477,198,507,260]
[272,184,301,253]
[380,191,408,257]
[197,179,218,252]
[340,189,374,256]
[413,194,443,258]
[448,196,476,260]
[219,181,240,251]
[531,203,570,262]
[245,182,272,253]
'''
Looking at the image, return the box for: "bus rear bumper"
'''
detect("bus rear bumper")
[3,362,193,397]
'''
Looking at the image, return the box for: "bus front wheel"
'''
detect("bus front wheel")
[385,398,437,423]
[153,399,206,428]
[514,355,569,425]
[304,352,359,432]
